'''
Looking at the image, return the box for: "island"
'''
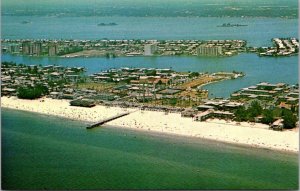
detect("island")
[97,22,117,26]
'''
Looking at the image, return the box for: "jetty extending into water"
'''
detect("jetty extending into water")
[86,112,131,129]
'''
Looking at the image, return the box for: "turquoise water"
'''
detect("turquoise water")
[2,53,298,98]
[2,16,298,47]
[1,108,298,189]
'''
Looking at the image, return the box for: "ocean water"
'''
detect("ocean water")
[2,53,298,98]
[1,108,298,190]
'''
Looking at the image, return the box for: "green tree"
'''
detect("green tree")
[169,98,177,106]
[247,101,263,120]
[282,109,297,129]
[156,80,163,86]
[261,109,274,124]
[189,72,200,78]
[33,66,38,74]
[17,84,48,99]
[291,105,296,113]
[257,47,266,53]
[234,106,248,122]
[27,66,32,73]
[145,70,157,76]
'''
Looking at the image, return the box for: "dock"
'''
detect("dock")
[86,112,130,129]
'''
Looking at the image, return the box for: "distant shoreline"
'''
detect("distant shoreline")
[2,52,238,58]
[3,14,298,19]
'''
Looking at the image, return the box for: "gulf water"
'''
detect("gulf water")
[1,108,298,189]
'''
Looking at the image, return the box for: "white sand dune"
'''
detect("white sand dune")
[2,96,298,152]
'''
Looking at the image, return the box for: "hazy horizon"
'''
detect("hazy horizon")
[1,0,298,18]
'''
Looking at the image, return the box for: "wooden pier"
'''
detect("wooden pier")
[86,112,130,129]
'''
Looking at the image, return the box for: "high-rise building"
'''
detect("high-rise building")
[197,44,223,56]
[33,42,42,56]
[22,42,31,55]
[9,44,20,53]
[144,44,158,56]
[22,42,42,55]
[48,43,58,56]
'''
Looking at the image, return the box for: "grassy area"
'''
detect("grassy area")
[147,98,201,108]
[76,82,117,92]
[178,90,208,99]
[178,75,218,89]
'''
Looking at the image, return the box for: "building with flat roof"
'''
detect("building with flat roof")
[194,109,234,121]
[8,44,20,53]
[197,44,222,56]
[48,43,58,56]
[270,119,284,131]
[22,42,42,56]
[144,43,158,56]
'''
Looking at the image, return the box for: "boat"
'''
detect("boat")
[217,23,248,27]
[21,21,31,24]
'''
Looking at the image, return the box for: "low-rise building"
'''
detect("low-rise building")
[270,119,284,131]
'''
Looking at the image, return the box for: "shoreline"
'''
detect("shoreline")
[105,124,299,155]
[198,78,227,90]
[2,107,92,125]
[3,52,237,59]
[1,96,298,153]
[3,106,297,155]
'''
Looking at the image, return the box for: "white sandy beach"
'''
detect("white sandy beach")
[1,96,299,152]
[1,96,134,122]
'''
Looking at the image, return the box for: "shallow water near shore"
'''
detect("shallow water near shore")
[2,108,298,189]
